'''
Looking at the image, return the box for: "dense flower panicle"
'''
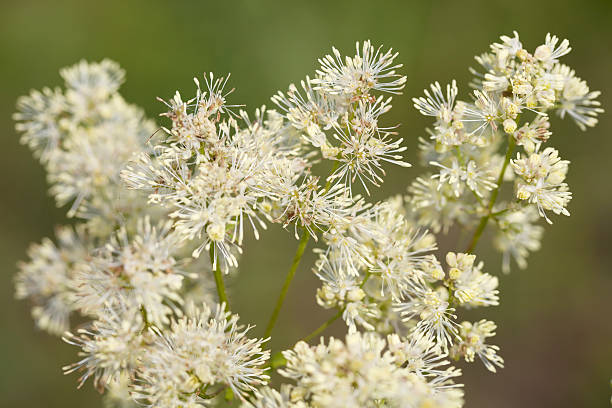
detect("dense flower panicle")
[395,31,599,386]
[72,217,185,326]
[511,147,571,223]
[276,332,463,407]
[63,308,145,391]
[15,33,602,408]
[474,31,602,130]
[310,194,500,354]
[315,255,377,332]
[410,31,601,274]
[132,303,270,405]
[313,40,407,96]
[15,226,90,335]
[123,41,409,273]
[14,59,156,221]
[122,77,300,270]
[312,196,498,356]
[313,196,466,339]
[273,41,410,196]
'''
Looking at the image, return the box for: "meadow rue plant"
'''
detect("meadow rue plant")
[14,33,601,407]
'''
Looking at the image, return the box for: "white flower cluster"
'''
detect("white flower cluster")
[122,75,300,270]
[14,61,266,406]
[121,41,410,277]
[131,303,269,406]
[409,31,602,272]
[15,225,89,335]
[14,60,155,221]
[276,332,463,407]
[14,33,601,408]
[272,41,410,195]
[450,320,504,373]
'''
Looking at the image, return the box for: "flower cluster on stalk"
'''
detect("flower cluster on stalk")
[13,32,601,407]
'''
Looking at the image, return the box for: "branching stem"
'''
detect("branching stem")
[210,245,229,307]
[465,135,516,253]
[300,271,372,343]
[264,161,340,339]
[301,309,342,343]
[264,230,310,338]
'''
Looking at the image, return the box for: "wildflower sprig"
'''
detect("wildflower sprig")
[272,40,411,196]
[13,32,601,408]
[410,31,602,270]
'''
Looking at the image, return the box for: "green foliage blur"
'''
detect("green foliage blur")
[1,1,610,406]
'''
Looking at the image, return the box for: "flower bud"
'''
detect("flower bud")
[449,267,462,280]
[516,184,531,201]
[534,44,552,61]
[503,118,517,134]
[206,222,225,242]
[347,288,366,302]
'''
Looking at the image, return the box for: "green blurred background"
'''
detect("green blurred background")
[1,0,611,406]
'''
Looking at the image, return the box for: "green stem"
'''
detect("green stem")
[360,271,371,288]
[210,245,229,307]
[301,309,342,343]
[265,309,342,371]
[267,271,371,372]
[264,230,310,338]
[465,135,516,253]
[263,161,340,340]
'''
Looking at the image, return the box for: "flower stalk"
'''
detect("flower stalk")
[466,135,516,253]
[210,245,229,308]
[13,33,601,408]
[264,229,310,338]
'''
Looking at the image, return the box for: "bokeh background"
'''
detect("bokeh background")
[1,0,611,407]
